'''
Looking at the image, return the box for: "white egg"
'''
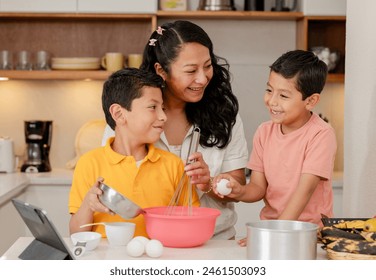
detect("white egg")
[126,239,145,257]
[145,239,163,258]
[216,178,231,196]
[132,236,149,246]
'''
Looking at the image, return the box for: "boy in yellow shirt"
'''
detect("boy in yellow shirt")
[69,68,200,237]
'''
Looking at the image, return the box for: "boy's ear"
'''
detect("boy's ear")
[305,93,320,110]
[154,62,167,80]
[109,104,126,124]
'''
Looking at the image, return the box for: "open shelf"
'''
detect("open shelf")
[297,16,346,81]
[0,13,345,82]
[157,10,304,20]
[0,13,155,81]
[0,70,111,80]
[327,73,344,83]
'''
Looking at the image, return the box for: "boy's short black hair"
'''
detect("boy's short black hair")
[270,50,328,100]
[102,67,164,130]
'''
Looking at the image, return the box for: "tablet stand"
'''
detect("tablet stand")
[19,239,72,260]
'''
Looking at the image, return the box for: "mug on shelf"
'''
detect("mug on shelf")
[0,50,13,70]
[35,50,51,71]
[127,54,143,69]
[16,50,33,70]
[101,52,125,72]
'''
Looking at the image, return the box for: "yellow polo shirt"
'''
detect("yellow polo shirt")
[69,137,200,237]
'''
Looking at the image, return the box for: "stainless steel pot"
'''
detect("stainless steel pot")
[246,220,318,260]
[198,0,236,11]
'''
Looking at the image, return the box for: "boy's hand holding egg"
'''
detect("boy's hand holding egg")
[216,178,231,196]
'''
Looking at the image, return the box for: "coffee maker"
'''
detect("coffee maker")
[21,120,53,173]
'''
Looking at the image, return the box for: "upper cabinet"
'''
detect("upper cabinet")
[0,11,303,81]
[296,16,346,83]
[0,8,346,82]
[0,13,156,80]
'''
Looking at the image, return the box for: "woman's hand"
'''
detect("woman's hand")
[184,152,211,192]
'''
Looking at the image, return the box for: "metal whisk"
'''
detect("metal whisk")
[166,127,200,216]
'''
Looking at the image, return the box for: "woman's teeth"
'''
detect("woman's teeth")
[189,87,201,91]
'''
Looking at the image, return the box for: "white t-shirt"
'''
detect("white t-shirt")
[101,114,249,239]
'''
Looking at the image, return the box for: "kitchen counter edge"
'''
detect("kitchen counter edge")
[0,168,73,205]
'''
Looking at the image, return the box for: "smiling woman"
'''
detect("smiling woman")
[102,20,249,240]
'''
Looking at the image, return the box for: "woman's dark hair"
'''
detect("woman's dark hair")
[140,20,238,149]
[269,50,328,100]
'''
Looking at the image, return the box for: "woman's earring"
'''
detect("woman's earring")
[162,80,166,88]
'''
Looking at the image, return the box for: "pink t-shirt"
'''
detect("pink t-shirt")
[248,113,337,225]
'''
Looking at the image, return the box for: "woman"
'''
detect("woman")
[103,20,249,239]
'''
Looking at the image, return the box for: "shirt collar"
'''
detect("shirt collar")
[104,137,160,164]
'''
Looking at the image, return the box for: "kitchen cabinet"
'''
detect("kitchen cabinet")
[0,192,26,256]
[296,16,346,83]
[234,200,263,238]
[0,184,71,256]
[0,11,302,81]
[0,11,346,83]
[22,184,71,238]
[0,13,156,80]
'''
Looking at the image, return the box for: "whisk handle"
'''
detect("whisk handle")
[186,127,200,163]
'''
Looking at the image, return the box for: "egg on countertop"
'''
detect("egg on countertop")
[126,236,163,258]
[145,239,164,258]
[126,239,145,257]
[132,235,149,246]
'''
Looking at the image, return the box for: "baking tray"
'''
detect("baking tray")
[321,217,368,227]
[327,249,376,260]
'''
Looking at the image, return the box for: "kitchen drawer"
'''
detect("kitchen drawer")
[0,0,77,12]
[78,0,157,13]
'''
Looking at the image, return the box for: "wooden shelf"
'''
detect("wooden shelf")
[327,73,344,83]
[157,10,304,20]
[0,70,111,80]
[297,16,346,80]
[0,12,156,20]
[0,12,345,82]
[0,13,155,82]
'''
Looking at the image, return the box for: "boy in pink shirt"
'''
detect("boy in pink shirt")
[214,50,337,245]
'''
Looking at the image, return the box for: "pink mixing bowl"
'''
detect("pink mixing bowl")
[143,206,221,248]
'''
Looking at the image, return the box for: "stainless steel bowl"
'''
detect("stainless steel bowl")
[98,183,144,219]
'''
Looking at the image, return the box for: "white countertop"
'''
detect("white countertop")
[1,237,328,260]
[0,169,343,206]
[0,169,73,205]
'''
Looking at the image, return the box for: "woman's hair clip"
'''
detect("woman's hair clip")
[156,26,165,35]
[149,39,157,46]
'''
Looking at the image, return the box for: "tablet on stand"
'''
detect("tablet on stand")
[12,199,75,260]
